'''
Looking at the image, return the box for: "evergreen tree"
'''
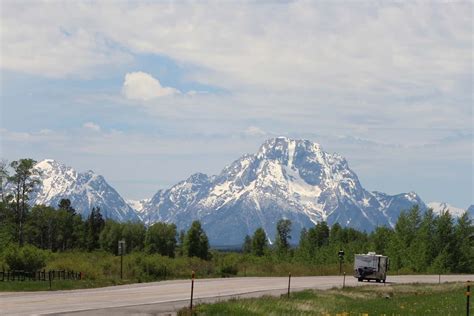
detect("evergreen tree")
[276,219,292,254]
[58,199,76,215]
[313,221,330,247]
[57,199,76,250]
[251,228,267,256]
[242,235,252,254]
[177,230,186,256]
[8,159,39,245]
[184,221,210,260]
[411,208,437,271]
[433,210,456,272]
[387,206,421,271]
[453,212,473,272]
[86,207,105,251]
[329,223,342,244]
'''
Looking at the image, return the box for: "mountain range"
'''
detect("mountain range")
[23,137,471,245]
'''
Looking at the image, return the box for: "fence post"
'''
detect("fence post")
[467,281,471,316]
[190,271,195,311]
[343,272,346,289]
[287,272,292,298]
[48,271,52,290]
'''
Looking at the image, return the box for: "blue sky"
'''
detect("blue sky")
[1,1,472,207]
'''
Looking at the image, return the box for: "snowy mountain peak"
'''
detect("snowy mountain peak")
[29,159,139,222]
[427,201,469,218]
[256,137,323,165]
[140,138,426,245]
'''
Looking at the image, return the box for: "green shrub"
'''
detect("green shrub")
[4,244,47,271]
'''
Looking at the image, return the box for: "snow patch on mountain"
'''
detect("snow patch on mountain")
[428,202,470,218]
[126,199,150,213]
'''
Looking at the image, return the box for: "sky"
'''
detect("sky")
[0,1,472,207]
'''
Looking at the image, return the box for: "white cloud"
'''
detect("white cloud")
[83,122,101,132]
[244,126,267,136]
[2,2,470,95]
[122,72,179,101]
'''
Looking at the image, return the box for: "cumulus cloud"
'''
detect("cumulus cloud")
[122,72,179,101]
[83,122,101,132]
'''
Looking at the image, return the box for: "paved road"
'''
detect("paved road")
[1,274,472,315]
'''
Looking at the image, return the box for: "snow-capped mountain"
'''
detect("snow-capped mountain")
[140,137,426,245]
[428,202,471,218]
[29,159,139,221]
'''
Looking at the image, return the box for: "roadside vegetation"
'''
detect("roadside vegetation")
[186,282,470,316]
[0,159,473,291]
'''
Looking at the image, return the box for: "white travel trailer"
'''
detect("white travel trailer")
[354,252,389,283]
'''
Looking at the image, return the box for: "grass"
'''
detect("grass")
[0,251,357,291]
[0,279,132,291]
[186,282,470,315]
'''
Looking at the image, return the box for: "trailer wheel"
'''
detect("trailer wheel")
[382,279,386,283]
[358,277,363,282]
[376,279,380,283]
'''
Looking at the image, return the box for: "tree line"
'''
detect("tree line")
[239,205,473,273]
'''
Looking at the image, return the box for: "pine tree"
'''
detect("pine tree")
[184,221,210,260]
[86,207,105,251]
[432,210,456,272]
[453,212,474,272]
[252,228,267,256]
[276,219,292,255]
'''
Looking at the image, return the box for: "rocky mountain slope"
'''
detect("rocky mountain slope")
[139,137,427,245]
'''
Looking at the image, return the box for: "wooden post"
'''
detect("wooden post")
[190,271,195,311]
[120,253,123,280]
[467,281,471,316]
[343,272,346,289]
[287,272,291,298]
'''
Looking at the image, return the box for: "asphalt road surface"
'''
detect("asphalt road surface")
[1,274,472,315]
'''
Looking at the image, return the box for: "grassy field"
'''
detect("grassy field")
[187,282,470,316]
[0,250,450,292]
[0,251,358,291]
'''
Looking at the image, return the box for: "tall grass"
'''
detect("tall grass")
[188,282,469,315]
